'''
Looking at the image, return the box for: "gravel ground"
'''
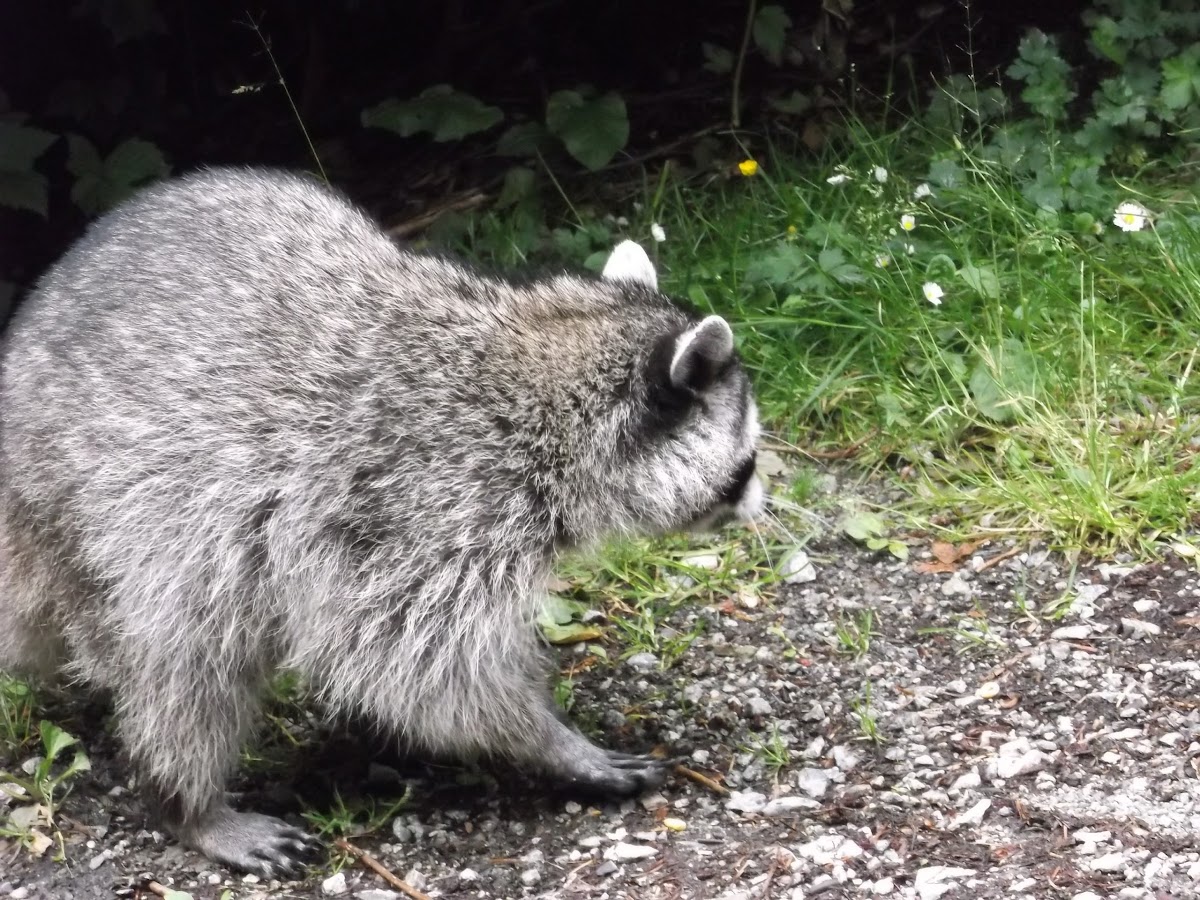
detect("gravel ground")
[3,473,1200,900]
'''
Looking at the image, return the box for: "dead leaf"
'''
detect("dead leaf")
[932,540,959,564]
[914,560,957,574]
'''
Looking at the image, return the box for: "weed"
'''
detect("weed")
[0,720,91,857]
[850,682,884,745]
[751,725,792,776]
[0,676,35,754]
[834,609,877,658]
[303,786,412,841]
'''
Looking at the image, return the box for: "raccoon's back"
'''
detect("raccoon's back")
[0,169,481,531]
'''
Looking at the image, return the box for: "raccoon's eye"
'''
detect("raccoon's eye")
[716,453,757,505]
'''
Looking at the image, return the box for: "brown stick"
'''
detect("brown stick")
[674,763,730,796]
[384,191,489,239]
[334,838,433,900]
[977,545,1024,572]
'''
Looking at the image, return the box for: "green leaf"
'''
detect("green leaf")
[841,510,886,542]
[702,42,734,74]
[957,264,1000,299]
[58,749,92,782]
[969,339,1038,423]
[886,541,909,561]
[495,122,548,157]
[0,123,58,173]
[39,722,76,763]
[927,158,963,189]
[545,91,629,171]
[496,166,536,209]
[68,136,168,216]
[744,242,807,287]
[0,123,57,217]
[753,5,792,66]
[362,86,504,142]
[0,172,51,218]
[1161,49,1200,111]
[768,90,813,115]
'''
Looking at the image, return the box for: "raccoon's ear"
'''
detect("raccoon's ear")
[601,240,658,289]
[669,315,734,393]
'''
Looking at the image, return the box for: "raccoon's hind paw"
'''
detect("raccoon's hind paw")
[183,808,323,879]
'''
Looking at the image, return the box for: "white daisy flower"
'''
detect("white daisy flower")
[650,223,666,243]
[874,254,891,269]
[827,173,851,185]
[913,183,933,200]
[900,214,916,232]
[922,282,944,306]
[904,243,916,255]
[873,166,888,183]
[1090,220,1104,236]
[1112,201,1151,232]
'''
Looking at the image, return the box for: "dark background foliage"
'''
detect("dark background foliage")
[2,0,1091,320]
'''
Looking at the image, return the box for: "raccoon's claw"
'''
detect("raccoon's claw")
[558,747,673,798]
[183,808,323,880]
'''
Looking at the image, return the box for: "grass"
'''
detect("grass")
[447,110,1200,560]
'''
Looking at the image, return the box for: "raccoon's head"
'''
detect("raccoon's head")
[569,241,766,540]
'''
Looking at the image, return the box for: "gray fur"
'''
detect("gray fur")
[0,167,763,875]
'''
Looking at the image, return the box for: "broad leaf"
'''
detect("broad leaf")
[0,123,57,217]
[545,91,629,171]
[68,136,169,215]
[753,5,792,66]
[957,264,1000,299]
[362,86,504,142]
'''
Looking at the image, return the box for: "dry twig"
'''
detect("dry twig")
[674,764,730,796]
[335,838,433,900]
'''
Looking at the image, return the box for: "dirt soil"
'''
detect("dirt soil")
[3,473,1200,900]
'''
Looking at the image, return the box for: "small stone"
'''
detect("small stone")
[520,869,541,886]
[995,750,1049,779]
[1120,617,1161,638]
[357,891,402,900]
[945,679,968,694]
[941,574,971,596]
[762,795,820,816]
[663,817,686,832]
[1051,624,1093,640]
[604,842,658,861]
[1072,829,1112,844]
[1132,598,1158,613]
[796,834,863,866]
[809,874,837,894]
[683,553,722,570]
[322,872,349,895]
[745,696,773,717]
[626,652,658,671]
[871,877,895,895]
[795,767,830,798]
[726,790,767,814]
[458,868,479,882]
[950,770,981,792]
[783,549,818,584]
[578,835,603,848]
[832,744,860,771]
[9,891,30,900]
[1072,892,1104,900]
[949,798,991,830]
[403,869,426,891]
[975,681,1000,699]
[640,792,668,811]
[1089,852,1126,873]
[594,860,619,877]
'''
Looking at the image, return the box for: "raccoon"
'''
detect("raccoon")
[0,167,764,876]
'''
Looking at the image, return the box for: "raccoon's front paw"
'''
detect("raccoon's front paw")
[559,747,673,798]
[183,807,323,879]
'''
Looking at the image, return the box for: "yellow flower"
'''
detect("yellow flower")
[738,159,759,177]
[900,214,916,232]
[786,224,798,236]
